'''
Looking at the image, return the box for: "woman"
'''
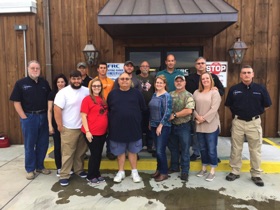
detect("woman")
[47,73,68,176]
[193,72,221,182]
[149,75,172,182]
[81,78,108,184]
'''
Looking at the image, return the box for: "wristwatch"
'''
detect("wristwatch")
[173,113,177,118]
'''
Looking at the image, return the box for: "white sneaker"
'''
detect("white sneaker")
[56,169,61,177]
[114,171,125,183]
[131,172,142,183]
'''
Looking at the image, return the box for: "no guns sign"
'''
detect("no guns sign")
[206,61,228,88]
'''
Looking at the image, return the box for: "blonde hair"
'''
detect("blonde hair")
[88,78,107,105]
[198,72,215,92]
[155,75,168,91]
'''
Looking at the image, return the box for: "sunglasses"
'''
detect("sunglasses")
[196,62,205,65]
[119,78,130,81]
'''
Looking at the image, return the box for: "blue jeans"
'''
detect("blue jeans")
[168,122,191,173]
[197,127,219,167]
[20,113,49,172]
[151,126,171,175]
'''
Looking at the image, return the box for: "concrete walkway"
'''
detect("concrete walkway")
[1,137,280,210]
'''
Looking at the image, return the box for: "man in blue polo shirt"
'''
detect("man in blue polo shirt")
[10,60,51,180]
[225,65,272,187]
[156,54,184,92]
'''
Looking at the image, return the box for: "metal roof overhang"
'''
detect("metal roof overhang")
[98,1,238,38]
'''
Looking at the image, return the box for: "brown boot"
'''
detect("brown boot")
[155,174,168,182]
[151,170,160,178]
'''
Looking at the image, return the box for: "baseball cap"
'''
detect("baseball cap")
[77,62,87,68]
[174,75,185,81]
[124,61,134,66]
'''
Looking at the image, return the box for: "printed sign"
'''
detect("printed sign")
[206,61,228,87]
[107,63,124,81]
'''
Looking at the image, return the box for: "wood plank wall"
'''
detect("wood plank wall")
[0,0,279,144]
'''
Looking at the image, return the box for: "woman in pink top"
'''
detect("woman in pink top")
[193,72,221,182]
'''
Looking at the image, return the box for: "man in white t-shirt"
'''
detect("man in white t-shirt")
[54,70,89,186]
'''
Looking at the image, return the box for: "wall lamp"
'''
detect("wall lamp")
[83,40,99,66]
[228,38,248,64]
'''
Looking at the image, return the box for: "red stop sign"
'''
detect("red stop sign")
[210,62,222,75]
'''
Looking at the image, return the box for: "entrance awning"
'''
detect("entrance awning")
[98,0,238,38]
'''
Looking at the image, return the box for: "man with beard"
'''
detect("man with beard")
[54,70,89,186]
[10,60,51,180]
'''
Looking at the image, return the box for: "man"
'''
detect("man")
[54,70,89,186]
[10,60,51,180]
[136,61,155,153]
[96,62,116,160]
[168,75,195,181]
[156,54,184,92]
[107,72,146,183]
[113,61,142,91]
[186,57,224,161]
[225,65,271,187]
[77,62,92,87]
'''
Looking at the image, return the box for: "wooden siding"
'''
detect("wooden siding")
[0,0,279,144]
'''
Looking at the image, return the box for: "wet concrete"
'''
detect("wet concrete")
[48,171,280,210]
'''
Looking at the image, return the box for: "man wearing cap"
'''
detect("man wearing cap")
[168,75,195,181]
[77,62,92,87]
[186,57,224,161]
[156,54,184,92]
[113,61,141,91]
[10,60,51,180]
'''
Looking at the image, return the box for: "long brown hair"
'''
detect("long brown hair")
[88,78,107,105]
[198,72,215,92]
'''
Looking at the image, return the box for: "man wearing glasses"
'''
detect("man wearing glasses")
[137,61,155,154]
[225,65,271,187]
[107,72,146,183]
[186,57,224,161]
[113,61,141,91]
[10,60,51,180]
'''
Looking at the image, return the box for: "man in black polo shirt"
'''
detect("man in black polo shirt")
[10,60,51,180]
[225,65,272,187]
[77,62,92,87]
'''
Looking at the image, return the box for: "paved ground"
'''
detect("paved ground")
[1,137,280,210]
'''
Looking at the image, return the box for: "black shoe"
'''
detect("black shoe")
[106,153,117,160]
[218,158,221,163]
[251,177,264,187]
[180,173,189,181]
[190,154,201,161]
[168,168,180,174]
[226,173,240,181]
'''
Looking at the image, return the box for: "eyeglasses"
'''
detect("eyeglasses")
[119,78,130,81]
[196,62,205,65]
[29,67,40,70]
[92,85,101,88]
[241,71,252,74]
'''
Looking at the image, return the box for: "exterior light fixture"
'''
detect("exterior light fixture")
[228,38,248,64]
[82,40,99,66]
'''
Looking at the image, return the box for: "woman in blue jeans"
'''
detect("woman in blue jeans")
[149,75,172,182]
[193,72,221,182]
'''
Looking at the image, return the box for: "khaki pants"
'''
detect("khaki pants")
[229,117,263,177]
[60,127,88,179]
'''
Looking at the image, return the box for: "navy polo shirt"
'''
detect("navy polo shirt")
[10,76,51,111]
[225,82,272,119]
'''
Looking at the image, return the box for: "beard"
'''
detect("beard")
[70,83,82,89]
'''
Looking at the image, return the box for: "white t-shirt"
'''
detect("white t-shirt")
[54,85,89,129]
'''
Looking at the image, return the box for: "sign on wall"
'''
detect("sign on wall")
[206,61,228,88]
[107,63,124,81]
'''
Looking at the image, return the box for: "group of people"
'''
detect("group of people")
[10,54,271,188]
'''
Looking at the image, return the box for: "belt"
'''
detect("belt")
[25,109,47,114]
[236,115,260,122]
